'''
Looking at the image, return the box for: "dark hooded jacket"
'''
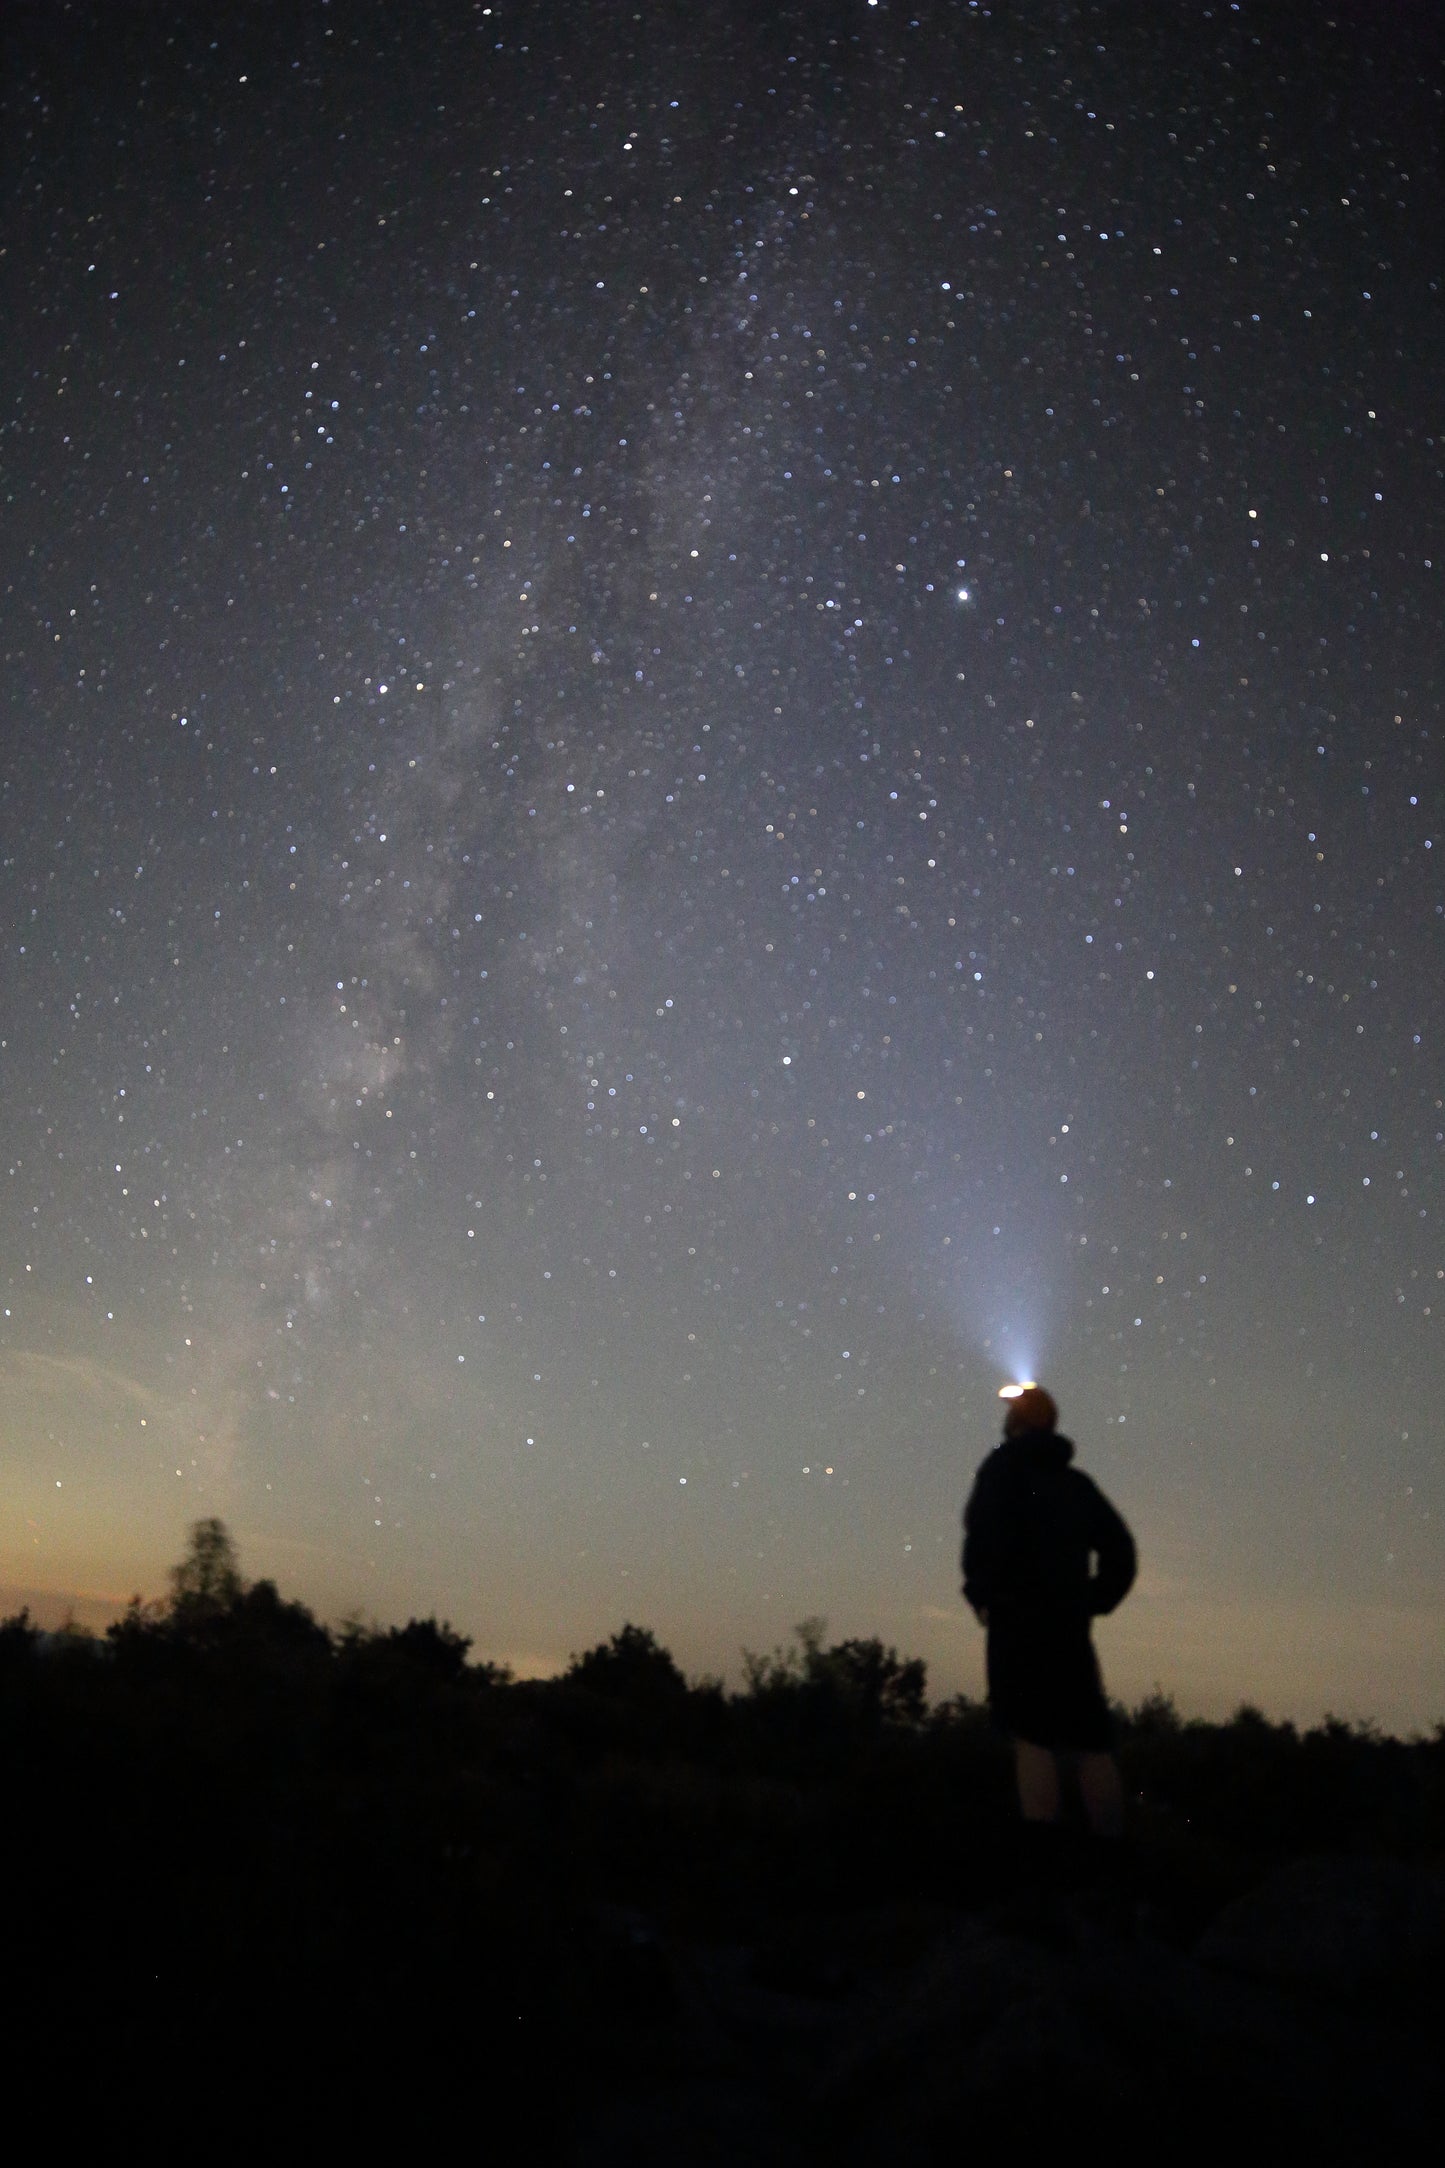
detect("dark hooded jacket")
[961,1428,1136,1624]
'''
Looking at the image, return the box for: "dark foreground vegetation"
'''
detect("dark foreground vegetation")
[6,1523,1442,2155]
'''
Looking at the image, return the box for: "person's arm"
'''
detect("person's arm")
[1087,1484,1137,1614]
[961,1464,998,1620]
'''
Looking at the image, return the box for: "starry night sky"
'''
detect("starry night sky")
[3,0,1442,1726]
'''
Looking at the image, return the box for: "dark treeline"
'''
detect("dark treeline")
[5,1522,1442,2151]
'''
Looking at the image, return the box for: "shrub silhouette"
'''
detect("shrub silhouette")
[816,1636,928,1728]
[0,1607,40,1672]
[339,1615,482,1687]
[735,1619,930,1785]
[2,1519,1441,2147]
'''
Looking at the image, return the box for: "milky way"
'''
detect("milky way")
[2,1,1442,1724]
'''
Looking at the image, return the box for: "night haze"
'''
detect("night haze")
[3,0,1442,1732]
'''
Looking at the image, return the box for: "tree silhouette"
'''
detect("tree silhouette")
[227,1577,332,1657]
[566,1623,689,1706]
[170,1516,243,1616]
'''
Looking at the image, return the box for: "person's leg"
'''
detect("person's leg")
[1006,1740,1076,1916]
[1014,1737,1062,1824]
[1077,1750,1124,1838]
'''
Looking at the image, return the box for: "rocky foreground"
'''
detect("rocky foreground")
[574,1856,1445,2160]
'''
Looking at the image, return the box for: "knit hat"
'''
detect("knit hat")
[1002,1383,1058,1434]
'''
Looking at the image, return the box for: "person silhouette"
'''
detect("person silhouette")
[962,1384,1136,1847]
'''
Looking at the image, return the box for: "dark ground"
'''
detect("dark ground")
[5,1592,1442,2156]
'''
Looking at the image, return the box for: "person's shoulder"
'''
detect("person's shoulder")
[1059,1457,1108,1494]
[1065,1463,1129,1519]
[965,1445,1006,1495]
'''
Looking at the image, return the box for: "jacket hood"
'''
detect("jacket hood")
[996,1428,1075,1472]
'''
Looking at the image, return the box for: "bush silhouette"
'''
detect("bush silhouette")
[1,1517,1441,2147]
[339,1615,481,1686]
